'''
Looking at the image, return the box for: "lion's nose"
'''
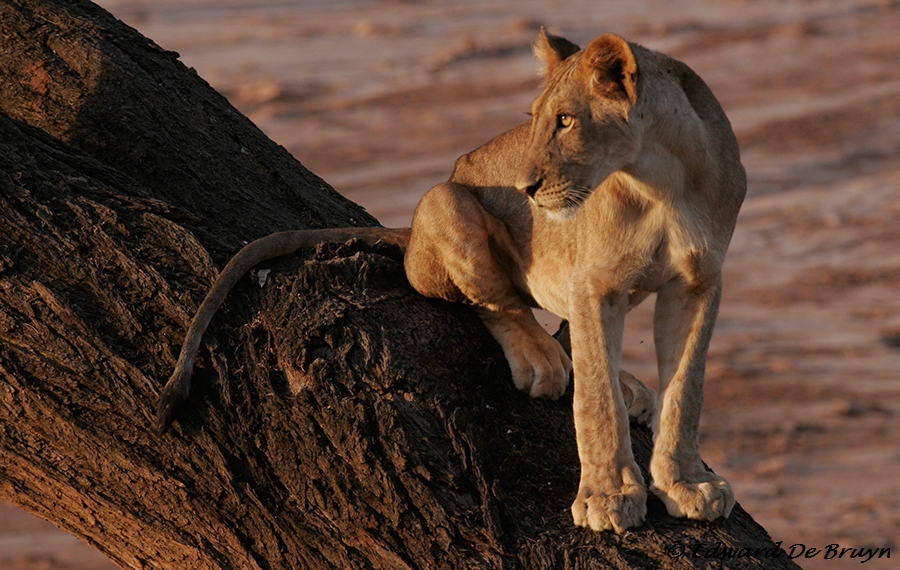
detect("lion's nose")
[517,177,543,198]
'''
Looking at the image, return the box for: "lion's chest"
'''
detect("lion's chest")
[521,191,695,316]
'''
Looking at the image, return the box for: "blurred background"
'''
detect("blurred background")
[2,1,899,568]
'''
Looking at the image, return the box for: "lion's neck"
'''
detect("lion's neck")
[620,112,709,204]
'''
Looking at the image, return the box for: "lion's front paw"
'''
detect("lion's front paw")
[650,474,735,521]
[571,478,647,533]
[505,332,572,400]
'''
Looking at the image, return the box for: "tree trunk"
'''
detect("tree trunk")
[0,1,799,568]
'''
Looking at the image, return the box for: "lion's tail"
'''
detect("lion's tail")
[155,227,411,433]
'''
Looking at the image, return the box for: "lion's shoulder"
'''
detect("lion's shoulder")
[633,44,739,150]
[450,122,531,188]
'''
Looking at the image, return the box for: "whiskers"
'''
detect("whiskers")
[539,184,595,221]
[564,185,594,209]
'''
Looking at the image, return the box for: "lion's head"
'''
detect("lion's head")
[516,30,644,219]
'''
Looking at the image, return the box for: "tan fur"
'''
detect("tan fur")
[158,28,745,534]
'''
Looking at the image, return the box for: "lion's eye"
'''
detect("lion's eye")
[557,114,574,129]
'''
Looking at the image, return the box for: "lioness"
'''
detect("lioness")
[158,29,746,533]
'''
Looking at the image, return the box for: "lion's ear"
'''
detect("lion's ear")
[533,27,581,76]
[582,34,638,104]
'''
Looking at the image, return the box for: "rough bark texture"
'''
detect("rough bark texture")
[0,1,800,568]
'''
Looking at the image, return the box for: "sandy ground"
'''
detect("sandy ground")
[2,1,898,568]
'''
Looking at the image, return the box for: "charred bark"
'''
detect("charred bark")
[0,1,799,568]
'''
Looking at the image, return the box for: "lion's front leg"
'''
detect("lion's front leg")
[475,306,572,399]
[649,275,735,521]
[568,284,646,533]
[555,323,657,425]
[405,182,572,399]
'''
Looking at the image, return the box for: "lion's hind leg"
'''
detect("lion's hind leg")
[618,370,657,426]
[405,182,572,399]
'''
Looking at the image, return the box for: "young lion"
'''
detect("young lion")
[158,29,746,534]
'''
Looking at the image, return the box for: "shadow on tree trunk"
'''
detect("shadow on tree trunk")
[0,1,799,568]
